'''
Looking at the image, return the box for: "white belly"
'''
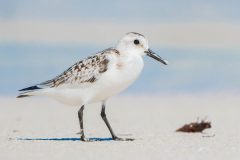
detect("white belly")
[44,55,144,106]
[91,56,144,102]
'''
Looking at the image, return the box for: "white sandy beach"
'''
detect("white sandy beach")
[0,94,239,160]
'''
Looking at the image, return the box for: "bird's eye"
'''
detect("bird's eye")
[134,39,140,45]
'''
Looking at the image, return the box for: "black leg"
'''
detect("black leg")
[100,102,134,141]
[78,105,86,141]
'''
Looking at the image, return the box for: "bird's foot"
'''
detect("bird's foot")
[80,137,96,142]
[113,136,134,141]
[80,135,134,142]
[80,135,93,142]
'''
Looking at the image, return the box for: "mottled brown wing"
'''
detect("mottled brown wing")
[39,48,119,88]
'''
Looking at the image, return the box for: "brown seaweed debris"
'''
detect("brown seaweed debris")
[176,120,211,133]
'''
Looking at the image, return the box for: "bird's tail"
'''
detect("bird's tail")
[17,85,43,98]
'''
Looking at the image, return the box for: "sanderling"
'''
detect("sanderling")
[17,32,168,141]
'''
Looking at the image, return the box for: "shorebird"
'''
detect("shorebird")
[17,32,168,141]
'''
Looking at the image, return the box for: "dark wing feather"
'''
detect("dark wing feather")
[39,48,118,88]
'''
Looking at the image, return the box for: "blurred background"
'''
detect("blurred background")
[1,0,240,96]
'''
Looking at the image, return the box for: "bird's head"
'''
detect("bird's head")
[116,32,168,65]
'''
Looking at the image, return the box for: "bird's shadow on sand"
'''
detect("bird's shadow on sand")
[17,137,113,142]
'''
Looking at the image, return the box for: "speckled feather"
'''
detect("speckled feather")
[40,48,119,88]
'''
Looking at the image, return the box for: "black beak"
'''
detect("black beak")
[145,49,168,65]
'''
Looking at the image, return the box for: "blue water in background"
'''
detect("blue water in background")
[1,43,240,96]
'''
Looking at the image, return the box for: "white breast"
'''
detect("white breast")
[90,54,144,102]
